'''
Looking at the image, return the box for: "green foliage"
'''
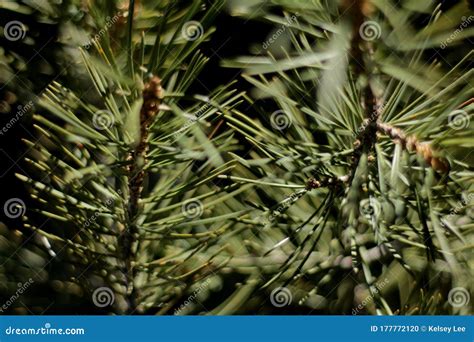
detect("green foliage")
[1,0,472,315]
[14,0,248,314]
[222,0,473,314]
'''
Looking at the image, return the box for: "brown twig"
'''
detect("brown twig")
[121,76,163,313]
[377,122,450,173]
[340,0,380,181]
[306,175,349,190]
[342,0,450,175]
[458,98,473,109]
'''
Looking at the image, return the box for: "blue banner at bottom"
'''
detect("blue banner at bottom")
[0,316,472,341]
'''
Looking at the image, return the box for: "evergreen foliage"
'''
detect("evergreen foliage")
[0,0,472,315]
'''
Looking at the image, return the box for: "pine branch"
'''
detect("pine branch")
[121,76,163,312]
[13,0,246,315]
[306,175,349,190]
[222,0,473,314]
[376,122,450,173]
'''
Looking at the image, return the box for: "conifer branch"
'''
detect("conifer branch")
[2,0,471,316]
[306,175,349,190]
[376,122,450,173]
[343,0,380,180]
[122,76,163,312]
[344,0,450,175]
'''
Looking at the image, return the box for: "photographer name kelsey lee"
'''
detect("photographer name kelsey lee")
[371,325,467,333]
[428,325,466,333]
